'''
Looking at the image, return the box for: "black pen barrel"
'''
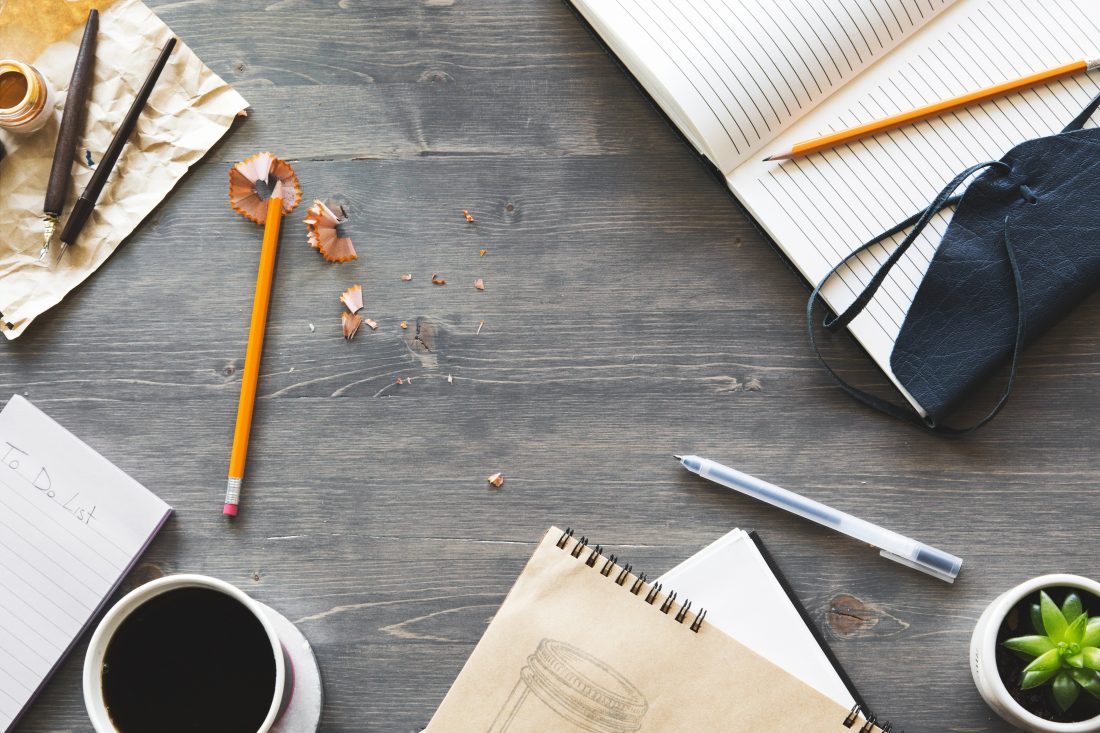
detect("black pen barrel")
[60,37,177,245]
[44,9,98,218]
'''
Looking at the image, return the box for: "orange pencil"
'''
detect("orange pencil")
[224,153,301,516]
[764,58,1100,161]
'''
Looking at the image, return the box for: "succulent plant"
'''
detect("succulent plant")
[1003,590,1100,712]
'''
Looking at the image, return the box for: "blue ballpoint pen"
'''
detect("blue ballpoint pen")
[675,454,963,583]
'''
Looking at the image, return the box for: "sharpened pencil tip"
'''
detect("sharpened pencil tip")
[761,156,774,162]
[673,454,683,461]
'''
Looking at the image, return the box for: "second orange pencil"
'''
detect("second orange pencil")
[764,58,1100,161]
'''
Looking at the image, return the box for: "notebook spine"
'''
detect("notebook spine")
[555,528,707,633]
[843,703,897,732]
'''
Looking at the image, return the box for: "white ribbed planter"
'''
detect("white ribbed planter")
[972,575,1100,733]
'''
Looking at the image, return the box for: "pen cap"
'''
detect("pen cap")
[880,546,962,584]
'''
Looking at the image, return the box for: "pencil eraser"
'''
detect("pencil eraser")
[223,503,239,517]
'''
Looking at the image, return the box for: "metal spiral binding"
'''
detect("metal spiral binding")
[843,703,896,733]
[556,528,706,633]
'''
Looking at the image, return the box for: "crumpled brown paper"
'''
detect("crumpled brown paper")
[427,528,886,733]
[0,0,248,339]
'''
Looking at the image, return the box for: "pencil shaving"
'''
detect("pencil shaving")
[305,199,356,262]
[474,278,485,290]
[431,274,446,285]
[400,321,408,329]
[342,312,362,340]
[401,273,413,281]
[463,210,475,222]
[229,152,301,224]
[364,318,379,330]
[487,472,504,488]
[340,284,363,314]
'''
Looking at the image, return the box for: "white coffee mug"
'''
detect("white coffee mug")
[83,574,293,733]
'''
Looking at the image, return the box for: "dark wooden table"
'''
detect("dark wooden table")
[6,1,1100,731]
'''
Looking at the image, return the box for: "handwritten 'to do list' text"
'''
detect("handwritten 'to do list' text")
[3,441,98,526]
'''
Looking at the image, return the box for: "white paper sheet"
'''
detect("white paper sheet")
[659,528,856,709]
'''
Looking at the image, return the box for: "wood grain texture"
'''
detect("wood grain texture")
[6,0,1100,731]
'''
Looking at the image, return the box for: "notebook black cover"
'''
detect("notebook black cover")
[746,529,871,715]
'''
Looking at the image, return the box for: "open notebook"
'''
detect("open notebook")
[0,396,172,732]
[569,0,1100,412]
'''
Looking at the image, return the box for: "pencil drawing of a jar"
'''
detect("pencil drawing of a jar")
[488,639,648,733]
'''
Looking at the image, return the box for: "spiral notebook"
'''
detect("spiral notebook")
[567,0,1100,414]
[427,527,887,732]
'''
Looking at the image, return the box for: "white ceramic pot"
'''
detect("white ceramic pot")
[83,574,293,733]
[972,574,1100,733]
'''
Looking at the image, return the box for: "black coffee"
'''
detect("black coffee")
[102,587,277,733]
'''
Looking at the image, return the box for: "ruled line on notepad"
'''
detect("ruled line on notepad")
[0,512,108,603]
[0,618,56,668]
[0,471,129,566]
[0,593,66,655]
[0,495,114,585]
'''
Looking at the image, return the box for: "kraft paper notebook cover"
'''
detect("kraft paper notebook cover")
[566,0,1100,415]
[427,528,886,733]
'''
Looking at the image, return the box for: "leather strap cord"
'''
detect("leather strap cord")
[806,161,1026,435]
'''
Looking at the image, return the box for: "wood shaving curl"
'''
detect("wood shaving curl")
[342,312,362,340]
[463,210,475,223]
[474,278,485,291]
[487,472,504,488]
[431,274,446,285]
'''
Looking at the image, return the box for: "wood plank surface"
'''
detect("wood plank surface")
[6,1,1100,731]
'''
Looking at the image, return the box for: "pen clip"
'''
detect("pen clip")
[879,549,958,584]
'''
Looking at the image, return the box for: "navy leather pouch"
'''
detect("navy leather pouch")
[809,92,1100,434]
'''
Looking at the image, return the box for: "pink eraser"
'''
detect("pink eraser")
[223,503,239,517]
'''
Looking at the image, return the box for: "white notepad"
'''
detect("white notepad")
[570,0,1100,413]
[0,395,172,732]
[659,529,856,709]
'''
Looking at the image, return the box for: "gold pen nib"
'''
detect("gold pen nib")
[38,216,58,262]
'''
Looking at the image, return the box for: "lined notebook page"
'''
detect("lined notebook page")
[729,0,1100,409]
[571,0,955,172]
[0,395,171,732]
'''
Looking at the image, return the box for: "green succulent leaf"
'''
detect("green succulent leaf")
[1084,618,1100,647]
[1041,591,1069,642]
[1022,667,1060,689]
[1063,593,1085,623]
[1067,652,1086,668]
[1031,603,1046,635]
[1053,671,1081,712]
[1067,613,1089,645]
[1072,669,1100,700]
[1003,635,1056,658]
[1024,648,1064,676]
[1082,647,1100,671]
